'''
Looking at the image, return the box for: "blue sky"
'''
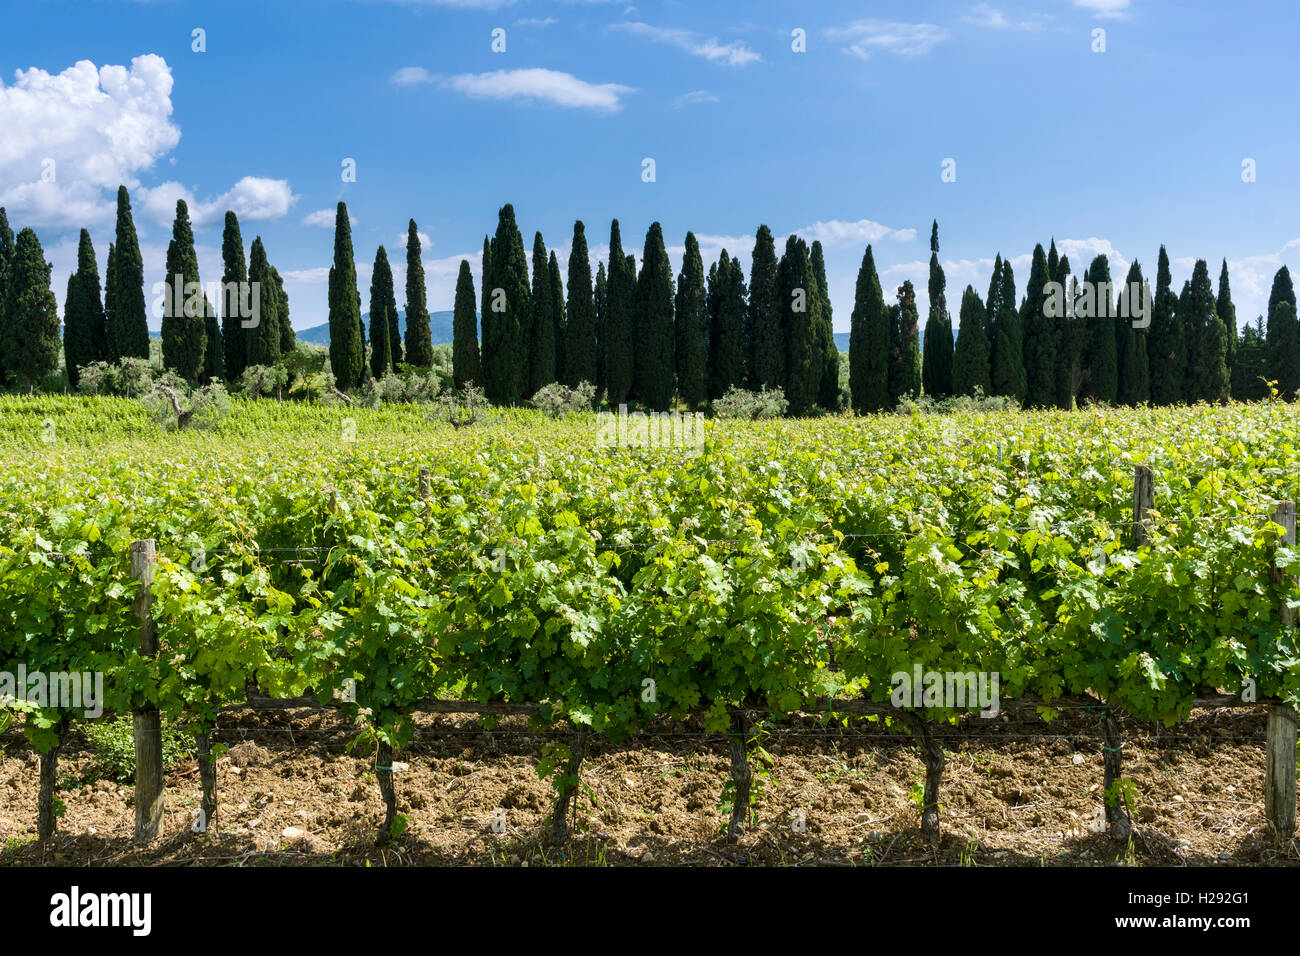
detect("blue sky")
[3,0,1299,333]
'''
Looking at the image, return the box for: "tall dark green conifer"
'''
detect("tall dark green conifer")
[0,209,13,383]
[921,221,954,398]
[603,220,634,404]
[1182,259,1228,403]
[327,203,363,386]
[452,258,481,388]
[1081,255,1118,404]
[4,229,60,390]
[220,211,249,380]
[1268,265,1296,329]
[1117,260,1150,405]
[246,238,280,368]
[1232,316,1268,401]
[633,222,675,410]
[889,281,922,403]
[1053,252,1081,408]
[162,200,207,382]
[1217,259,1236,378]
[952,285,991,397]
[63,229,106,387]
[776,236,818,414]
[404,220,434,369]
[1268,296,1300,398]
[108,186,148,361]
[564,221,596,387]
[810,240,839,409]
[485,204,530,403]
[675,232,708,410]
[594,262,608,395]
[273,267,293,356]
[849,245,889,413]
[369,246,396,378]
[747,225,783,389]
[477,236,490,391]
[989,258,1025,403]
[1148,246,1185,405]
[708,250,746,400]
[528,231,555,394]
[1020,243,1056,407]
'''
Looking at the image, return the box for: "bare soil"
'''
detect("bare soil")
[2,705,1297,867]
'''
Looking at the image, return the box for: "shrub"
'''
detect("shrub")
[75,357,155,398]
[242,364,290,399]
[142,380,231,431]
[712,386,788,420]
[530,381,596,418]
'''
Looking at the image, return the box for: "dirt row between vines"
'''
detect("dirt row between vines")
[2,705,1297,867]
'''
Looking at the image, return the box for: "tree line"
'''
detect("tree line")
[2,192,1296,411]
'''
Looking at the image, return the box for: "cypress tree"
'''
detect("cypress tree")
[952,285,991,397]
[776,235,818,414]
[603,220,634,404]
[452,258,481,388]
[220,211,249,380]
[747,225,783,389]
[985,254,1003,365]
[810,240,839,410]
[1217,259,1236,377]
[674,231,708,410]
[528,231,555,394]
[848,245,889,413]
[162,199,208,382]
[564,221,597,387]
[1117,260,1150,405]
[1020,243,1056,407]
[1232,316,1269,401]
[5,228,60,390]
[108,186,149,361]
[1182,259,1228,403]
[0,208,12,383]
[1081,255,1118,404]
[633,222,675,410]
[594,261,608,396]
[486,204,531,403]
[550,250,565,384]
[1148,246,1185,405]
[921,221,954,398]
[246,238,281,368]
[1268,298,1300,399]
[1267,265,1296,329]
[369,246,396,378]
[1053,253,1082,408]
[708,250,746,400]
[889,281,922,403]
[327,203,363,386]
[103,242,117,367]
[404,220,434,369]
[273,267,293,356]
[63,229,106,388]
[477,236,490,391]
[989,258,1025,403]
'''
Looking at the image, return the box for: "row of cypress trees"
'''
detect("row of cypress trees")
[4,186,293,390]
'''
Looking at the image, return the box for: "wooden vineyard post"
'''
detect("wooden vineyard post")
[1266,500,1297,839]
[727,712,751,844]
[419,466,431,501]
[1131,464,1154,547]
[131,539,164,843]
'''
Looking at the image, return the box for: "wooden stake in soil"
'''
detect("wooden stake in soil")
[727,712,751,844]
[131,539,164,843]
[1266,500,1297,839]
[419,466,431,501]
[551,728,589,845]
[196,731,217,833]
[1131,465,1154,548]
[36,719,66,841]
[375,739,397,845]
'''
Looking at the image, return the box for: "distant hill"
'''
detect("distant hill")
[834,329,955,353]
[296,310,456,347]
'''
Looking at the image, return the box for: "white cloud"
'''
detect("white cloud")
[513,16,558,26]
[136,176,297,229]
[0,55,180,229]
[1073,0,1130,18]
[827,19,950,60]
[798,219,917,247]
[672,89,719,108]
[609,22,761,67]
[962,3,1043,30]
[446,68,633,111]
[391,67,440,86]
[303,208,357,228]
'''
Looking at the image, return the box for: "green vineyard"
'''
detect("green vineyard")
[4,394,1300,848]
